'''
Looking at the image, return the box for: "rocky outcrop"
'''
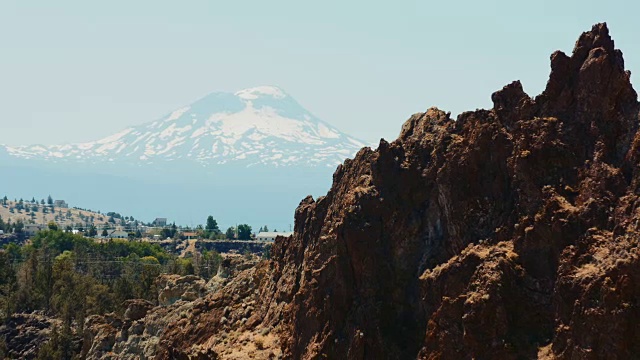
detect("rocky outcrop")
[156,263,282,359]
[265,23,640,359]
[246,23,638,359]
[0,312,61,359]
[157,274,206,306]
[80,255,279,360]
[208,255,260,290]
[123,299,154,321]
[82,299,197,360]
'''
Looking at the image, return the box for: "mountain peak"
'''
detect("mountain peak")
[4,86,366,168]
[235,85,288,100]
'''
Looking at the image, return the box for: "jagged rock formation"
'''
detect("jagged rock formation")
[160,23,640,359]
[250,23,639,359]
[78,255,280,360]
[157,275,206,306]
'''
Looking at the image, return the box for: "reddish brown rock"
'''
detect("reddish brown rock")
[261,23,640,359]
[153,23,640,360]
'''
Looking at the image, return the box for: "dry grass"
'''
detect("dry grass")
[0,200,108,227]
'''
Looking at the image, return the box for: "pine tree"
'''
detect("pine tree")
[237,224,252,240]
[205,216,219,233]
[225,227,236,240]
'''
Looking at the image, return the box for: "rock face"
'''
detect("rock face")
[80,255,280,360]
[243,23,637,359]
[0,312,61,359]
[0,311,82,359]
[157,274,207,306]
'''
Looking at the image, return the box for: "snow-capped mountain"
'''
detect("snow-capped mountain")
[4,86,366,167]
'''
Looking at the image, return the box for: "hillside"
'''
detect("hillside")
[0,198,133,229]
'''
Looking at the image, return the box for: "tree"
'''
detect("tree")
[101,229,108,237]
[36,324,74,360]
[41,199,45,205]
[14,220,24,235]
[47,222,59,231]
[0,251,17,322]
[262,244,272,260]
[88,225,97,237]
[225,227,236,240]
[47,195,53,206]
[237,224,252,240]
[263,225,269,232]
[205,216,219,233]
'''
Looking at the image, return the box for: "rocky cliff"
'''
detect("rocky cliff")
[78,23,640,359]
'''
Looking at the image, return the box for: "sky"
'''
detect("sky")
[0,0,638,146]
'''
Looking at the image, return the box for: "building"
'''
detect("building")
[182,232,198,239]
[153,218,167,227]
[53,200,68,208]
[24,224,45,236]
[256,231,293,242]
[108,230,129,239]
[0,230,4,235]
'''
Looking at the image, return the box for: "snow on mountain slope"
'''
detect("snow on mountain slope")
[5,86,366,167]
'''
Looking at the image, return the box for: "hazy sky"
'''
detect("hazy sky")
[0,0,638,146]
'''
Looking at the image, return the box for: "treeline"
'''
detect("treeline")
[183,216,255,240]
[0,216,24,238]
[0,230,221,359]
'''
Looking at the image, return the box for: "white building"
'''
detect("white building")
[256,231,293,242]
[109,230,130,239]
